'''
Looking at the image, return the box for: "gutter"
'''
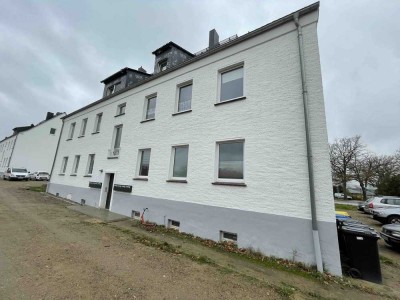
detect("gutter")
[47,120,65,192]
[293,12,324,273]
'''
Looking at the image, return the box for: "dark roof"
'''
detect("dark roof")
[152,41,195,57]
[63,2,319,120]
[13,125,34,133]
[101,67,151,83]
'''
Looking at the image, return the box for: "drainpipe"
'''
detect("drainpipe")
[293,12,323,273]
[47,120,65,193]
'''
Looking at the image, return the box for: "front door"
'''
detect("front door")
[105,173,114,210]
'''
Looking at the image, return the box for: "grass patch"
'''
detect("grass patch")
[28,184,47,192]
[335,204,358,211]
[380,255,395,266]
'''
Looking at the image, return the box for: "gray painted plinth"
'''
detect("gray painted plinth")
[68,205,129,223]
[48,182,342,275]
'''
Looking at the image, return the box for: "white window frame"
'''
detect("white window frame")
[175,80,193,113]
[158,59,168,72]
[169,144,189,180]
[220,231,238,243]
[168,219,180,230]
[143,94,157,121]
[136,148,151,178]
[93,113,103,133]
[60,156,68,174]
[116,103,126,116]
[217,62,245,103]
[79,118,88,137]
[214,139,245,184]
[85,154,95,175]
[71,155,80,175]
[68,122,76,140]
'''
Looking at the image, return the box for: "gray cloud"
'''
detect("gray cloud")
[0,0,399,154]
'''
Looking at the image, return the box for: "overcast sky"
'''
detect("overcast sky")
[0,0,399,154]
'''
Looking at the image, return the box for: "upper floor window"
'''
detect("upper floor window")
[50,128,56,135]
[177,82,192,113]
[106,82,120,96]
[144,96,157,120]
[79,118,88,137]
[71,155,80,175]
[85,154,95,175]
[116,103,126,116]
[219,65,244,102]
[109,125,122,158]
[158,60,167,72]
[67,122,76,140]
[170,145,189,179]
[93,113,103,133]
[137,149,151,177]
[60,156,69,174]
[216,140,244,182]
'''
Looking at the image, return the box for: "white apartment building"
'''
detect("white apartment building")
[0,112,65,175]
[48,3,341,275]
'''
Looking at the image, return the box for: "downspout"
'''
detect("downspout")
[293,12,324,273]
[47,119,65,193]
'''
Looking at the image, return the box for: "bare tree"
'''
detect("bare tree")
[349,152,380,200]
[329,135,364,200]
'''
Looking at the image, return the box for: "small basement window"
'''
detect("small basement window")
[131,210,141,220]
[220,231,237,243]
[168,219,180,230]
[50,128,56,135]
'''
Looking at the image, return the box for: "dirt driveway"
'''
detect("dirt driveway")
[0,180,399,299]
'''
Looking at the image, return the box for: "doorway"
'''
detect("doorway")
[105,173,114,210]
[99,173,115,210]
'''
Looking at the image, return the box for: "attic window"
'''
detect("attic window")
[158,60,168,72]
[49,128,56,135]
[106,82,121,96]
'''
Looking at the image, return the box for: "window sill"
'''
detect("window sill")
[114,113,125,118]
[91,131,100,135]
[83,175,92,177]
[215,96,246,106]
[166,179,187,183]
[66,138,72,141]
[78,135,85,138]
[140,118,155,123]
[212,181,247,187]
[70,174,77,177]
[172,109,192,116]
[133,177,148,181]
[58,174,65,176]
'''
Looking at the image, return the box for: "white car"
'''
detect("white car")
[364,196,400,214]
[3,167,29,181]
[29,171,50,181]
[334,193,352,200]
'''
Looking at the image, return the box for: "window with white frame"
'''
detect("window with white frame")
[216,140,244,181]
[67,122,76,139]
[137,149,151,177]
[71,155,80,175]
[109,125,122,157]
[85,154,95,175]
[106,82,120,96]
[93,113,102,133]
[177,82,192,112]
[158,60,167,72]
[116,103,126,116]
[60,157,69,174]
[79,118,88,136]
[170,145,189,178]
[219,65,244,102]
[145,96,157,120]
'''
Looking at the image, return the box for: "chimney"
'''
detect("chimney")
[209,29,219,49]
[46,112,54,120]
[138,66,147,73]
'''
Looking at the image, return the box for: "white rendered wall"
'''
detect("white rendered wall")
[9,114,65,173]
[0,135,17,174]
[50,11,335,223]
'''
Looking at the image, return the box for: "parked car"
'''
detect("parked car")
[372,208,400,224]
[29,171,50,181]
[334,193,352,200]
[357,198,374,212]
[364,196,400,214]
[3,167,29,181]
[380,224,400,248]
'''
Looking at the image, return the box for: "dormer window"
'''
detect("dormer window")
[158,60,168,72]
[106,82,121,96]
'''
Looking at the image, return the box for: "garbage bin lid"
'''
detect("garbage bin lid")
[341,226,380,238]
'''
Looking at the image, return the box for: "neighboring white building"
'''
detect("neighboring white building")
[0,135,18,175]
[48,3,341,275]
[8,112,65,173]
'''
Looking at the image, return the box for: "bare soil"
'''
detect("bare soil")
[0,180,399,299]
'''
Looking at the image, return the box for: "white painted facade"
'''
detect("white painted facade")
[9,114,65,173]
[0,135,17,175]
[48,6,342,275]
